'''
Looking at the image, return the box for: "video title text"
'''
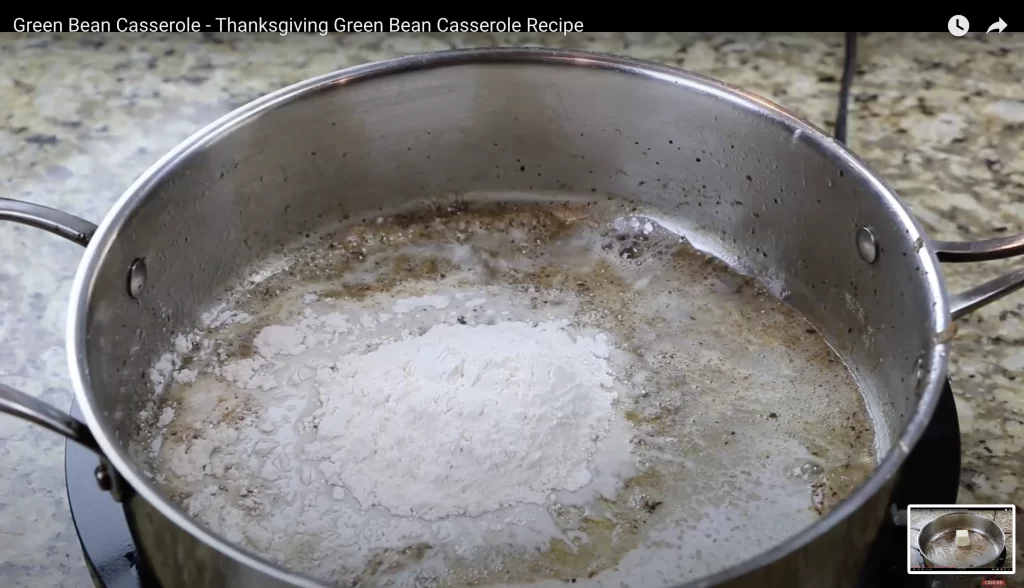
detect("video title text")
[13,17,585,36]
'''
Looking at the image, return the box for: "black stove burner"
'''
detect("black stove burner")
[853,381,962,588]
[65,400,153,588]
[65,380,961,588]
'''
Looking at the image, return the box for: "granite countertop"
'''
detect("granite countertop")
[0,32,1021,587]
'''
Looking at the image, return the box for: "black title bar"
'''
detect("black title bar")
[3,14,1023,33]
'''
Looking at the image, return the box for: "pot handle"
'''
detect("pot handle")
[0,197,101,454]
[0,383,100,453]
[933,233,1024,320]
[0,197,96,246]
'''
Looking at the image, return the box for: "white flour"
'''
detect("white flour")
[304,321,617,519]
[146,291,636,582]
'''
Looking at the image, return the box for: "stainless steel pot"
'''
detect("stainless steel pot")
[914,512,1007,569]
[1,48,1022,588]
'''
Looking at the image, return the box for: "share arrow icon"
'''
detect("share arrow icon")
[987,18,1008,33]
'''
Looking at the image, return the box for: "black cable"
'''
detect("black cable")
[834,32,858,145]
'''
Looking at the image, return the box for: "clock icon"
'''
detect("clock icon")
[948,15,970,36]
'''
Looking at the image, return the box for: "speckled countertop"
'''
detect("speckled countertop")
[0,32,1021,588]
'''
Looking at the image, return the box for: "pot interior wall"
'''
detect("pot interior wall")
[81,57,940,478]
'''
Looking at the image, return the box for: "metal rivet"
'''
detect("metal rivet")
[127,258,147,299]
[856,227,878,264]
[95,463,112,492]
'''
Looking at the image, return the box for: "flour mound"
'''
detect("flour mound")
[309,321,618,519]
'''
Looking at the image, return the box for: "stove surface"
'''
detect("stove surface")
[66,400,150,588]
[66,379,962,588]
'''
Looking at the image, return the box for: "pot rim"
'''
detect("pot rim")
[64,47,951,587]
